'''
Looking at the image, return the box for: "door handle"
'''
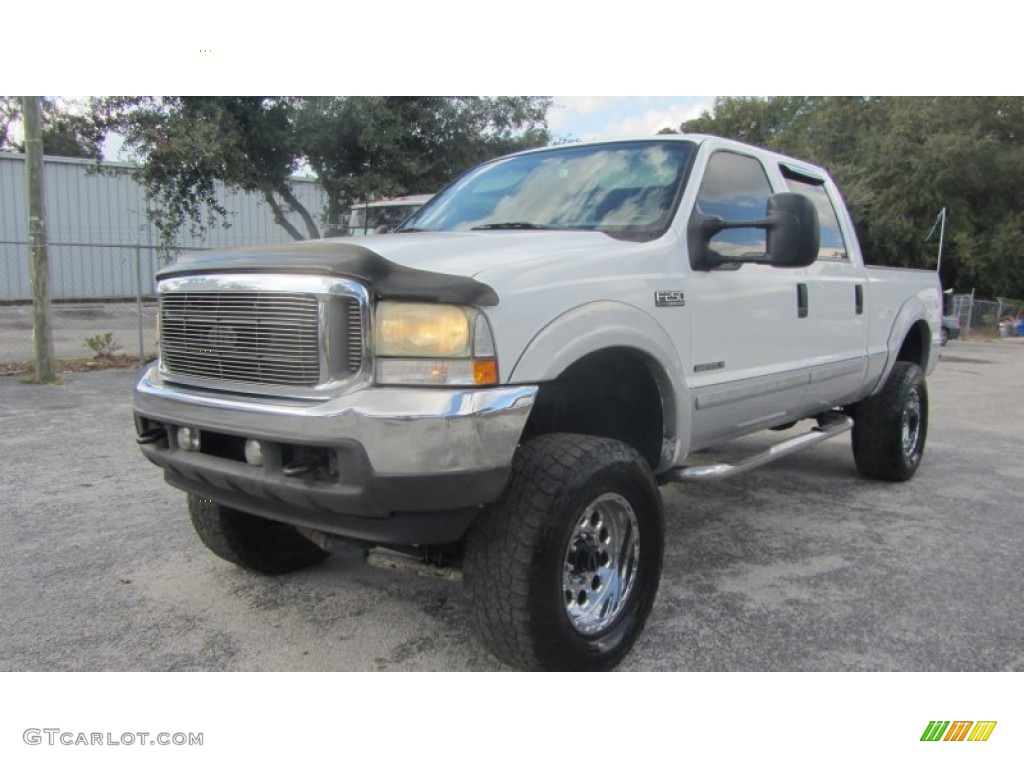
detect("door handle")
[797,283,808,318]
[855,284,864,315]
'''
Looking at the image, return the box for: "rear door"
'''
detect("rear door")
[781,167,868,408]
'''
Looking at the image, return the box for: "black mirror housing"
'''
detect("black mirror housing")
[765,192,819,268]
[689,192,819,270]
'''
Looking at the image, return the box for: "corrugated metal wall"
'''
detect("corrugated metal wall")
[0,153,327,300]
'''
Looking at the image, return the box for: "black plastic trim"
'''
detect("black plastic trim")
[780,162,826,185]
[138,438,507,545]
[157,241,499,306]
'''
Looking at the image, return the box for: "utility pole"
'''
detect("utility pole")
[23,96,56,382]
[936,207,947,275]
[926,207,947,275]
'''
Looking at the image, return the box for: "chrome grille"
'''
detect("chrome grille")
[161,292,322,386]
[346,299,363,374]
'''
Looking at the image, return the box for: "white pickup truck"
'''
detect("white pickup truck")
[134,135,942,671]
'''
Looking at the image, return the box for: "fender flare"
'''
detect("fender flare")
[873,295,935,395]
[508,301,691,466]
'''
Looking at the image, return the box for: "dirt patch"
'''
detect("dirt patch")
[0,354,151,377]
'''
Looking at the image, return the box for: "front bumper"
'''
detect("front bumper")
[134,366,537,544]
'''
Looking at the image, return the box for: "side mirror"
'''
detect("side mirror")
[765,193,820,267]
[689,192,820,270]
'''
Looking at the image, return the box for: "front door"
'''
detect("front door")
[685,149,811,448]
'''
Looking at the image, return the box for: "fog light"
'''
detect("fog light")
[244,439,264,467]
[177,426,201,452]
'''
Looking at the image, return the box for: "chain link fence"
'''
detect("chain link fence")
[1,227,213,367]
[1,153,325,369]
[950,294,1024,339]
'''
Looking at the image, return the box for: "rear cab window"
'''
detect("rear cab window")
[781,164,849,261]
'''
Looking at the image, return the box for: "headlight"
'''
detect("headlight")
[375,302,498,386]
[376,303,471,357]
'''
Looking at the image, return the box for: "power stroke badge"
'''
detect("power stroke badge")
[654,291,686,307]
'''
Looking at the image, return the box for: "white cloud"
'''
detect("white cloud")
[552,96,632,115]
[552,98,715,141]
[602,101,713,138]
[547,97,633,132]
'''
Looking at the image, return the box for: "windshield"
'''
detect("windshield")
[399,140,695,241]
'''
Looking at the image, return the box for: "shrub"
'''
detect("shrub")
[83,332,122,358]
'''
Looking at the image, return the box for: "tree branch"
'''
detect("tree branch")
[262,190,306,241]
[277,184,321,239]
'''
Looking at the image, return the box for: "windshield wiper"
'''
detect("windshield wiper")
[471,222,554,230]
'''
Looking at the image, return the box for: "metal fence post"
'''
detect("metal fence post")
[135,235,145,363]
[965,288,976,339]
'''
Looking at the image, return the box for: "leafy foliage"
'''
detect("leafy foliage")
[83,332,121,358]
[90,97,552,243]
[683,97,1024,298]
[0,97,102,158]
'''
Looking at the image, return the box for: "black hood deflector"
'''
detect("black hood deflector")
[156,240,498,306]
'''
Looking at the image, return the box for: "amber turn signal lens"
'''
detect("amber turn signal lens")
[473,359,498,385]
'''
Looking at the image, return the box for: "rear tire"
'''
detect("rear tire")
[851,362,928,481]
[463,434,664,671]
[187,495,330,574]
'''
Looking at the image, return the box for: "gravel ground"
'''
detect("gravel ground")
[1,339,1022,671]
[0,301,158,364]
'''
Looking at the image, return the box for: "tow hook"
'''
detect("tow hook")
[136,426,166,445]
[281,457,316,477]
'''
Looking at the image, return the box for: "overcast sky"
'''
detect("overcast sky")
[548,97,712,141]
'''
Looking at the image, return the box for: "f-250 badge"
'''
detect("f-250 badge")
[654,291,686,307]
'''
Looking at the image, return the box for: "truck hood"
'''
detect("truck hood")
[345,230,620,280]
[157,231,623,306]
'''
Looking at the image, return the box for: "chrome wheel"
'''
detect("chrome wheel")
[563,492,640,635]
[464,434,663,670]
[902,389,922,458]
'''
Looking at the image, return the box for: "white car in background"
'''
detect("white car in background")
[344,194,433,236]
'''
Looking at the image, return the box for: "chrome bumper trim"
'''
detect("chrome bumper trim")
[134,365,537,475]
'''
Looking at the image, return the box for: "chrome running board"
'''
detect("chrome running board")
[669,412,853,482]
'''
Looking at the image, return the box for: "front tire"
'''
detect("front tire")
[851,362,928,481]
[187,495,330,574]
[463,434,664,671]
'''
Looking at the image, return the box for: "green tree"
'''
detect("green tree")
[93,96,552,243]
[92,97,314,243]
[297,97,550,234]
[0,96,101,158]
[0,97,19,150]
[682,96,1024,298]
